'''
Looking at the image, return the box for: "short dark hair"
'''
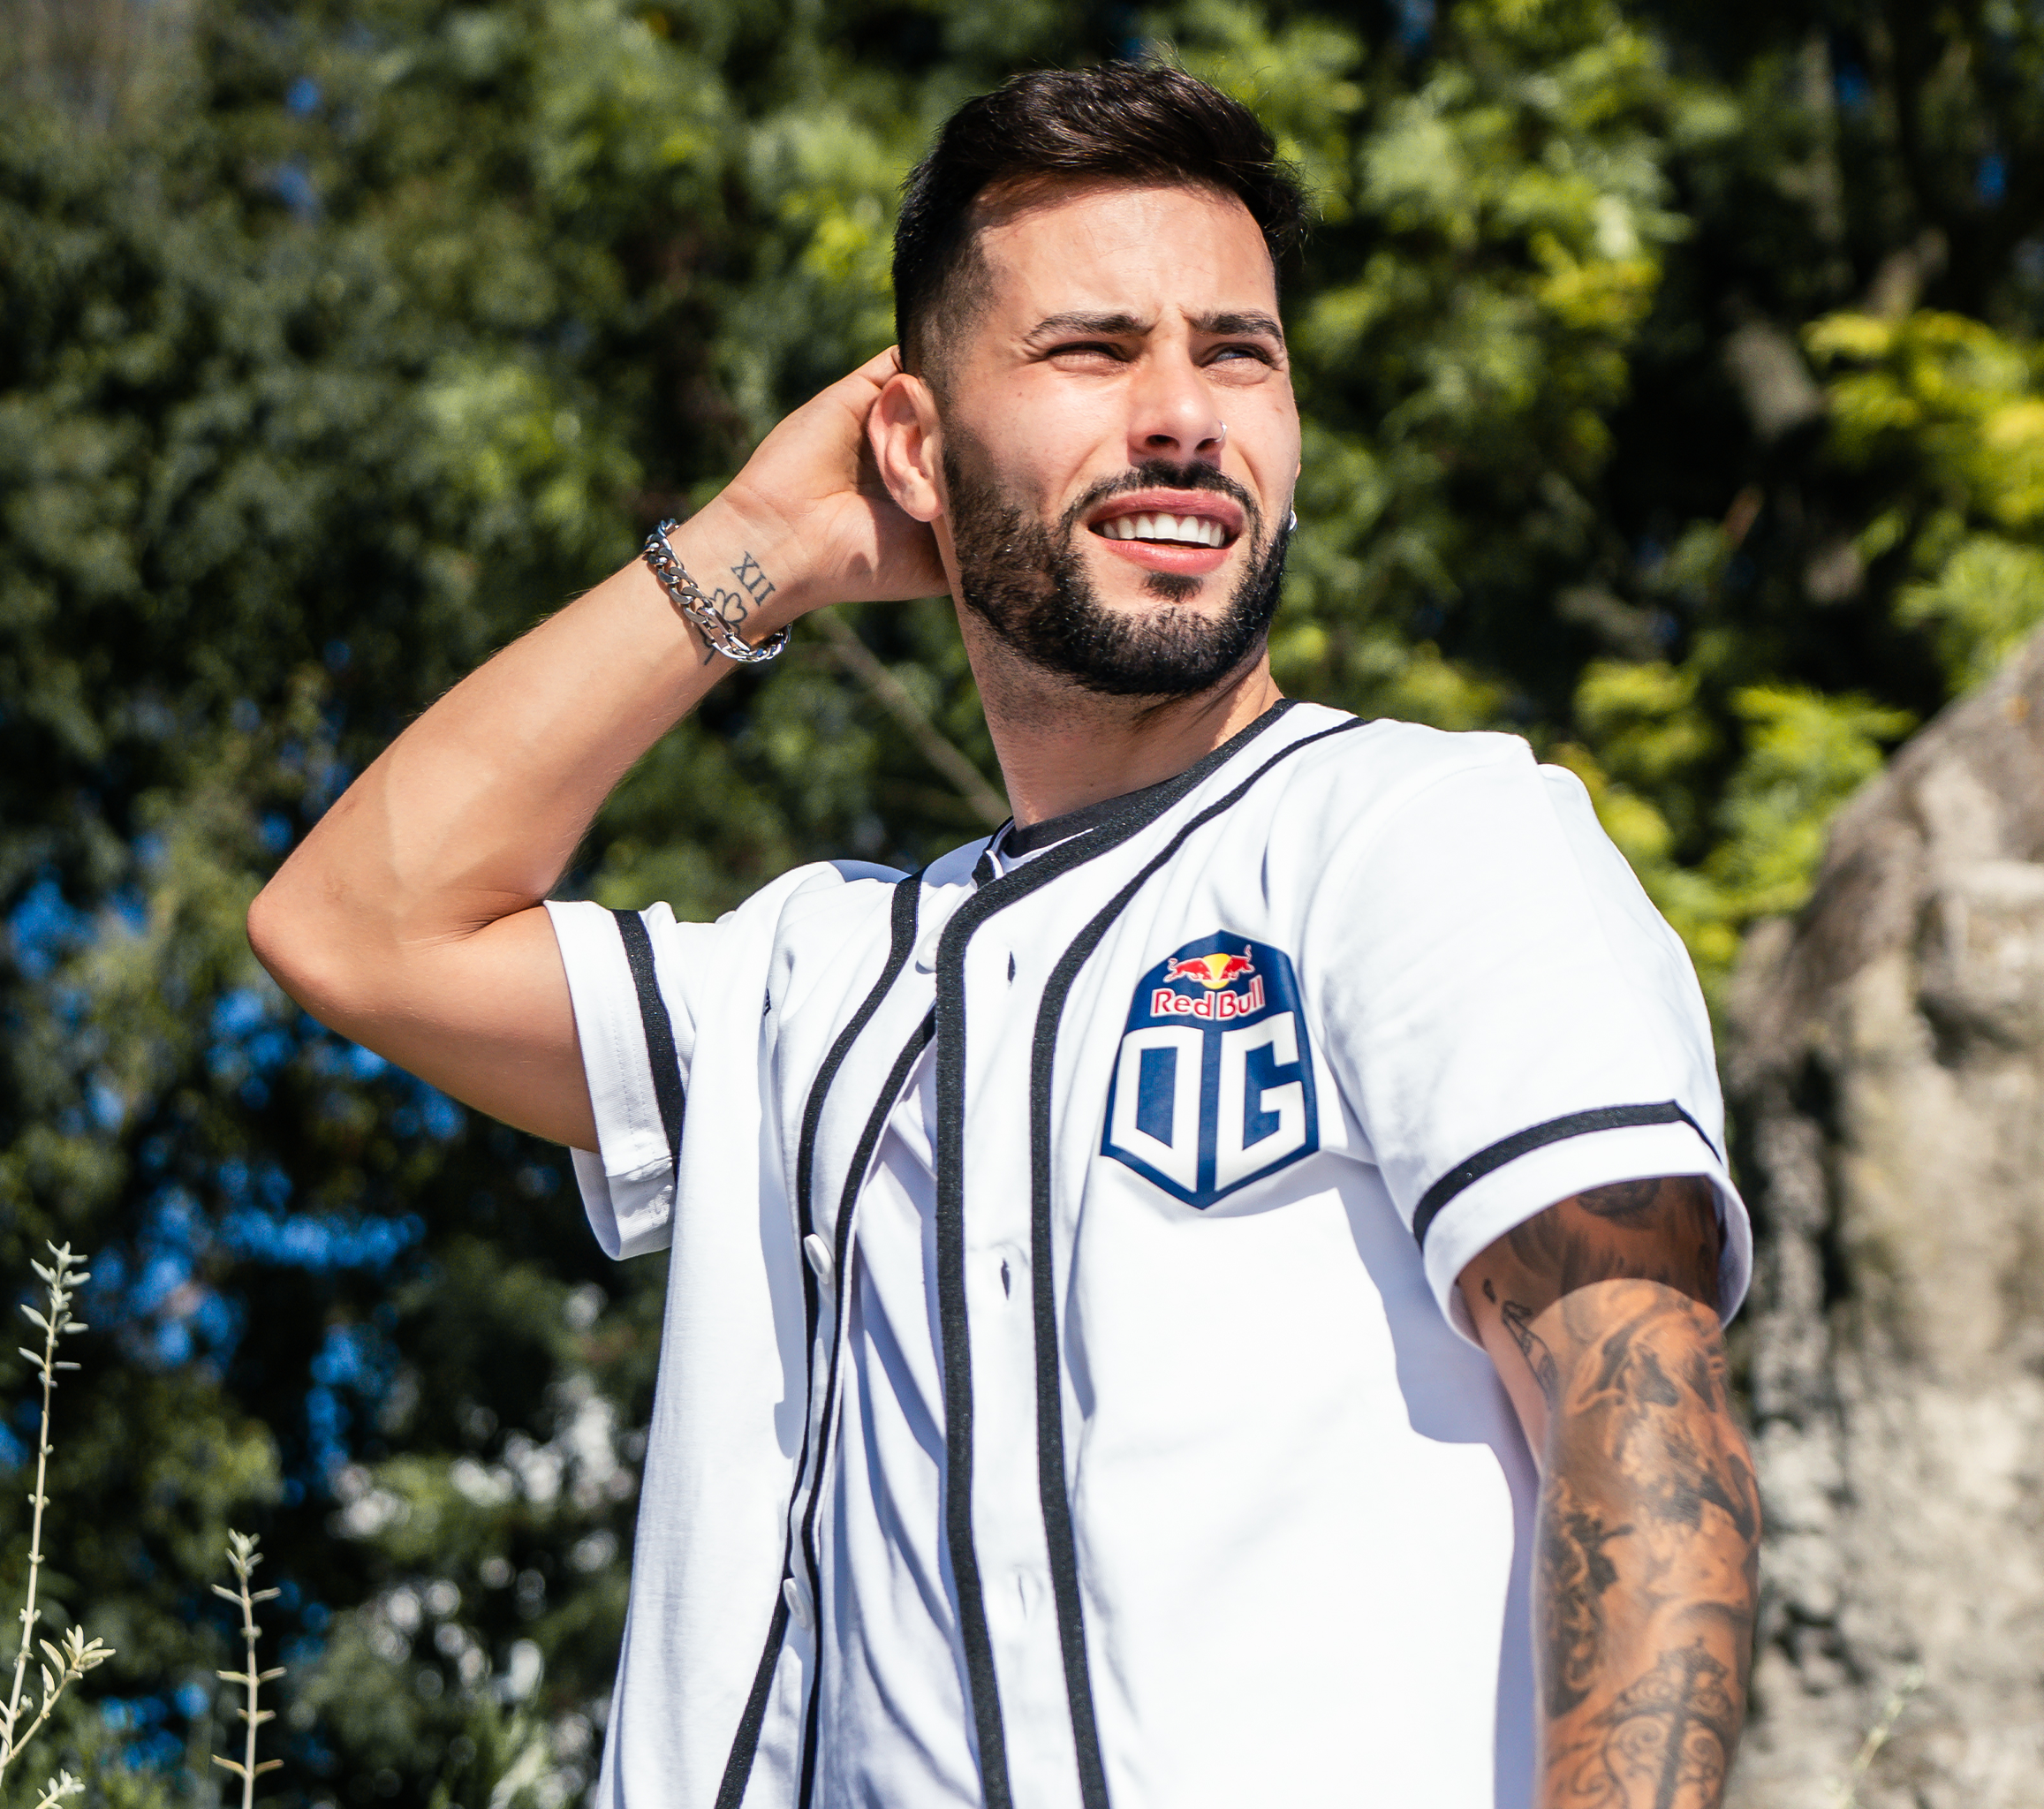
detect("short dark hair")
[892,64,1306,384]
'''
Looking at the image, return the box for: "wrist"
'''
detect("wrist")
[662,493,818,636]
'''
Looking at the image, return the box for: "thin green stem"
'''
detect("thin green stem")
[0,1246,102,1781]
[4,1268,61,1762]
[212,1533,283,1809]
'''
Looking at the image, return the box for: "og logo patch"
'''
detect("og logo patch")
[1101,933,1319,1209]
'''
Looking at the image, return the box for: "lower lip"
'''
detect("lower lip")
[1088,532,1234,577]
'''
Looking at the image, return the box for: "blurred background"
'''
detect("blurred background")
[4,2,2043,1805]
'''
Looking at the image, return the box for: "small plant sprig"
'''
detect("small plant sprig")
[211,1532,284,1809]
[34,1770,83,1809]
[0,1244,111,1785]
[1830,1662,1926,1809]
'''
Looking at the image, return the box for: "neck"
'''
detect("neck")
[959,607,1284,826]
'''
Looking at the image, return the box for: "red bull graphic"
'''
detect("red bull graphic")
[1152,950,1264,1019]
[1103,931,1319,1209]
[1162,950,1255,988]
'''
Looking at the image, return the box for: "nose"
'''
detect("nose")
[1127,344,1225,466]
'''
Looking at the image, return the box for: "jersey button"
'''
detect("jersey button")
[783,1575,814,1632]
[802,1232,835,1292]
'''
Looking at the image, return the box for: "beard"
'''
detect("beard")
[943,443,1291,699]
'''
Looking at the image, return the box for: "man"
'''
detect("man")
[251,64,1758,1809]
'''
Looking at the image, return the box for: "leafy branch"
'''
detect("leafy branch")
[212,1531,284,1809]
[0,1245,111,1784]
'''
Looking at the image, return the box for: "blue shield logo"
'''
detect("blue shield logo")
[1101,933,1319,1208]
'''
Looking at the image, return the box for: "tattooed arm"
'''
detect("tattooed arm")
[1458,1177,1760,1809]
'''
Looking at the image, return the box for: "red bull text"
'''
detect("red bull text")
[1153,950,1263,1019]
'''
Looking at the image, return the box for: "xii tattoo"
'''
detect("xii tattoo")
[731,550,776,607]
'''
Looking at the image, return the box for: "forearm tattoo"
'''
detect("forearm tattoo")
[1537,1283,1759,1809]
[1539,1474,1626,1718]
[1465,1177,1757,1809]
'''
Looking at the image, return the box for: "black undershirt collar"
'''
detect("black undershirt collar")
[994,700,1299,860]
[998,774,1182,859]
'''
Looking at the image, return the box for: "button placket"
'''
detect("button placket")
[802,1230,835,1293]
[791,1189,867,1684]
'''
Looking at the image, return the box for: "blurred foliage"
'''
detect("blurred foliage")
[8,1,2044,1806]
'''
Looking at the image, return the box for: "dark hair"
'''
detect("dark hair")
[892,64,1306,382]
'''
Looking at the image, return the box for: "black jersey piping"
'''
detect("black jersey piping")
[796,1010,937,1809]
[711,1590,791,1809]
[930,699,1312,1809]
[1410,1101,1721,1249]
[611,908,685,1172]
[796,874,925,1316]
[1024,717,1366,1809]
[1000,768,1183,857]
[712,874,923,1809]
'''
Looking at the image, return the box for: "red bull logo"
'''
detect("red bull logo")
[1153,947,1263,1019]
[1162,950,1256,989]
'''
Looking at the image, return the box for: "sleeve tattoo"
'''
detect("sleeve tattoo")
[1461,1177,1760,1809]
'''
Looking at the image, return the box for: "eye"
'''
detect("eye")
[1207,343,1277,367]
[1045,340,1130,364]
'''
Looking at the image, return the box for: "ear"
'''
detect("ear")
[868,369,945,524]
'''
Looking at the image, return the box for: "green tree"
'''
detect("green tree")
[8,3,2044,1806]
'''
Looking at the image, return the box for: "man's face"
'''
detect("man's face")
[931,180,1300,697]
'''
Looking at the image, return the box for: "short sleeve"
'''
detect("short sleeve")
[546,899,723,1260]
[1308,742,1751,1343]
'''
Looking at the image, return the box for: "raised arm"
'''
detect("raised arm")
[1459,1178,1760,1809]
[246,350,943,1150]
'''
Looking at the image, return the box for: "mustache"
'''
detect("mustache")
[1056,460,1262,540]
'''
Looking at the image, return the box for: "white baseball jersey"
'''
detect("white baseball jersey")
[548,700,1751,1809]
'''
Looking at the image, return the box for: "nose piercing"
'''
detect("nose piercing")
[1216,422,1229,447]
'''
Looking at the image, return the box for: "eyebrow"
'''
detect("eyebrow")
[1192,310,1285,342]
[1023,309,1287,345]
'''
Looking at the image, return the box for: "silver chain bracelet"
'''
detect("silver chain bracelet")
[641,521,791,665]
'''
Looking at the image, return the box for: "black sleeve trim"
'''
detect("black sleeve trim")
[610,908,685,1177]
[1411,1101,1719,1249]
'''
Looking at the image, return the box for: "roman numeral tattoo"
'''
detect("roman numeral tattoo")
[731,550,776,605]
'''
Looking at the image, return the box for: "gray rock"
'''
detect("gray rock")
[1726,630,2044,1807]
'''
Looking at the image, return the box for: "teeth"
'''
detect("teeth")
[1098,512,1227,547]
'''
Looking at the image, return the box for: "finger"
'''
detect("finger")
[841,345,905,399]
